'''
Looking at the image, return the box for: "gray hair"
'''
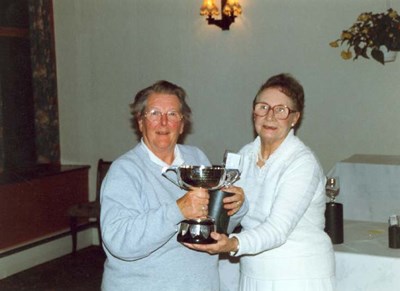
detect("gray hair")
[130,80,193,140]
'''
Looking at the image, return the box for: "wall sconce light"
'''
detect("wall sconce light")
[200,0,242,30]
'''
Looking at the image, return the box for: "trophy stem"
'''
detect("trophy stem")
[209,190,232,234]
[163,164,241,244]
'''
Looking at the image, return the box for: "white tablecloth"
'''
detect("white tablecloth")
[219,220,400,291]
[327,154,400,222]
[334,220,400,291]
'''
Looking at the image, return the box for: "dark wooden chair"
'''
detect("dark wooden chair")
[68,159,112,254]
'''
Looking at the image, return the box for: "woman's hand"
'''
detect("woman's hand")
[221,185,245,216]
[176,188,209,219]
[184,232,238,254]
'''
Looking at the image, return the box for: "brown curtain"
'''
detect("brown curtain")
[0,95,4,172]
[29,0,60,164]
[0,0,59,173]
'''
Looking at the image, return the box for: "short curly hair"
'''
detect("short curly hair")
[253,73,304,129]
[130,80,192,140]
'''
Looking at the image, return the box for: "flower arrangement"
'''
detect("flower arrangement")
[330,9,400,64]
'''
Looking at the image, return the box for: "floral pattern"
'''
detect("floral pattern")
[0,0,59,172]
[29,0,60,164]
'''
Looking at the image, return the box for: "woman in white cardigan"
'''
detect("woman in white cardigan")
[186,73,335,291]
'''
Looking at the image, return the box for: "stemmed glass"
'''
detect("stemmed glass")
[326,177,340,203]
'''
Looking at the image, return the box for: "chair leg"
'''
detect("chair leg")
[70,216,78,254]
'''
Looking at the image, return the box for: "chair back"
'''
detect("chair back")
[96,159,112,202]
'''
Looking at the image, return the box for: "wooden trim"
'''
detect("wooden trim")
[0,166,90,250]
[0,164,90,185]
[0,27,29,38]
[0,222,97,258]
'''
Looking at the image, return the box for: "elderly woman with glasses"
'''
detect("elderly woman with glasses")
[100,80,247,291]
[186,74,335,291]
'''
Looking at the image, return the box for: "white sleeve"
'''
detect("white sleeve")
[233,154,323,256]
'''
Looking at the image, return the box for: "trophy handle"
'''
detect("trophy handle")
[162,166,181,188]
[224,169,240,186]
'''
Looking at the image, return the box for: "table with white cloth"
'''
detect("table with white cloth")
[326,154,400,290]
[220,154,400,290]
[219,220,400,291]
[327,154,400,222]
[334,220,400,291]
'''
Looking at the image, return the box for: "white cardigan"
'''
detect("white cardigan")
[232,130,335,281]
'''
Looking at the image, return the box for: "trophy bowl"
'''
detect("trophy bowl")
[163,165,229,190]
[162,165,240,244]
[179,165,225,189]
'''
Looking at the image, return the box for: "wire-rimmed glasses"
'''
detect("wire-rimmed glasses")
[143,109,183,124]
[253,102,297,120]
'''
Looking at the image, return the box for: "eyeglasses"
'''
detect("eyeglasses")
[253,102,297,120]
[143,109,183,124]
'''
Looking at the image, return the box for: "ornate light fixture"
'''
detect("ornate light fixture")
[200,0,242,30]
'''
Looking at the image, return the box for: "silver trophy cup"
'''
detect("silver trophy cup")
[162,165,240,244]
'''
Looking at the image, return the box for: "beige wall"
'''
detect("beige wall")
[53,0,400,199]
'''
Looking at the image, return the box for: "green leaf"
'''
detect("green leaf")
[360,47,369,58]
[371,48,385,64]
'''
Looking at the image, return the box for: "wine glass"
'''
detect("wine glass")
[326,176,340,203]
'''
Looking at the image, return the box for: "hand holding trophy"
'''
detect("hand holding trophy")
[162,151,241,244]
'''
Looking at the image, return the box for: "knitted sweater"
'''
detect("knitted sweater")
[100,142,245,291]
[232,130,335,281]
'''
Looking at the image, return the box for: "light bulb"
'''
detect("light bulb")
[200,0,220,16]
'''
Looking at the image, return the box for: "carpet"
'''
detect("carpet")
[0,246,105,291]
